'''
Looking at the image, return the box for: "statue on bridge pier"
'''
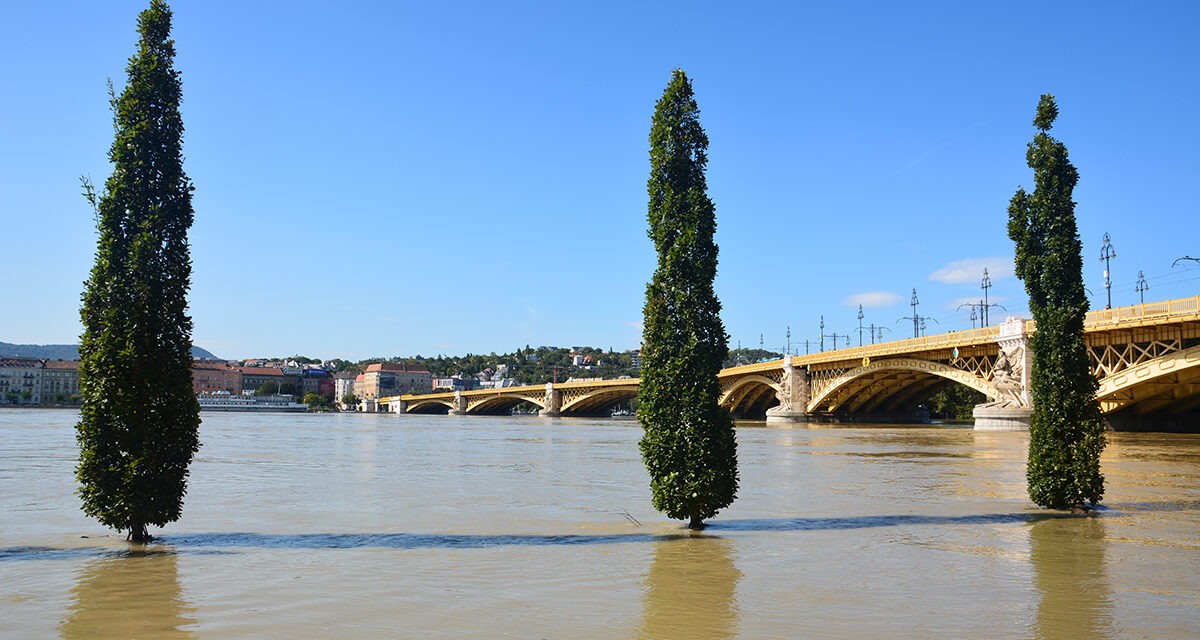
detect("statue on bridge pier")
[984,345,1027,408]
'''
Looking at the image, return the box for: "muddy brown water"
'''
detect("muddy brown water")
[2,409,1198,638]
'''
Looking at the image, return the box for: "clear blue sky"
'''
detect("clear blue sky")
[2,1,1198,361]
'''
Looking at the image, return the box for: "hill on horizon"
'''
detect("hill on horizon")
[0,342,219,361]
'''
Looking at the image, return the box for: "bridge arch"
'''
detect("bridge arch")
[468,393,547,415]
[405,398,456,414]
[809,358,999,413]
[1097,344,1200,413]
[718,375,780,417]
[559,387,639,416]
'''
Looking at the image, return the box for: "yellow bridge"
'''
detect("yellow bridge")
[379,296,1200,430]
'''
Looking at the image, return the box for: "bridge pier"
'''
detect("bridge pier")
[450,391,467,415]
[973,317,1033,430]
[972,405,1032,430]
[766,356,812,423]
[540,383,561,417]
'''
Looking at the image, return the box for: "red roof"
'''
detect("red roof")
[44,360,81,370]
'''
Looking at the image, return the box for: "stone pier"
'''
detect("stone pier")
[766,356,812,423]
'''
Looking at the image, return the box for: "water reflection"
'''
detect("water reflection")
[1029,516,1114,640]
[639,535,741,640]
[58,549,196,640]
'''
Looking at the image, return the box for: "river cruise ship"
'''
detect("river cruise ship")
[197,391,308,412]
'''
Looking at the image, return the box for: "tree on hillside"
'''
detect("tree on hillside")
[1007,94,1106,511]
[637,69,738,530]
[76,0,201,543]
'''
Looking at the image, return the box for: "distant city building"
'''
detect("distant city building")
[41,360,80,404]
[0,358,43,405]
[301,368,334,397]
[361,363,432,399]
[334,372,357,409]
[239,366,290,393]
[352,373,366,402]
[193,361,242,395]
[432,375,480,391]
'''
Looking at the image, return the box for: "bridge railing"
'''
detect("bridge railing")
[1084,295,1200,327]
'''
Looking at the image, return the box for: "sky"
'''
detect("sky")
[2,1,1198,361]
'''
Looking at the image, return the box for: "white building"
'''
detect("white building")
[0,358,43,405]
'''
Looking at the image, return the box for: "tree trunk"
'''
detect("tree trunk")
[687,515,707,530]
[129,523,152,544]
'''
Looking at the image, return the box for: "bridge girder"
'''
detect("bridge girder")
[1096,344,1200,414]
[559,387,638,416]
[466,393,546,415]
[808,357,999,414]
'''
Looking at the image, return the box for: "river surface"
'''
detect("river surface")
[1,409,1198,639]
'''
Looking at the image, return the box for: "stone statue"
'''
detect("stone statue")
[986,345,1026,407]
[776,369,793,412]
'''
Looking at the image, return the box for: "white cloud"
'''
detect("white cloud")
[844,291,902,308]
[929,257,1014,284]
[624,321,644,331]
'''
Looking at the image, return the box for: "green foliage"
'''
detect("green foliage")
[76,0,200,542]
[341,393,359,407]
[724,347,783,368]
[1007,94,1106,509]
[638,70,738,528]
[929,384,985,420]
[302,392,331,407]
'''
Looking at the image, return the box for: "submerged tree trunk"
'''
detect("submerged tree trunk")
[128,523,151,544]
[688,515,707,530]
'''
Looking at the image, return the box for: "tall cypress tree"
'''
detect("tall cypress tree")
[638,69,738,530]
[77,0,200,543]
[1007,94,1106,510]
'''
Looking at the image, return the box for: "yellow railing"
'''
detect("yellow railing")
[1084,295,1200,327]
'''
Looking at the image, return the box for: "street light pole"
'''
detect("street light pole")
[981,267,992,327]
[910,288,920,338]
[857,304,864,346]
[1135,270,1148,304]
[819,315,825,352]
[1100,232,1116,309]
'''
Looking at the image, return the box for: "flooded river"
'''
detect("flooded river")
[2,409,1198,638]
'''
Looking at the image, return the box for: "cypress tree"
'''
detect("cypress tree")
[638,69,738,530]
[1007,94,1106,510]
[77,0,201,543]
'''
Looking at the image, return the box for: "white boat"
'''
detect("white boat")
[198,392,308,412]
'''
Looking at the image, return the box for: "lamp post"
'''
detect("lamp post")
[909,288,919,338]
[1100,232,1116,309]
[981,267,992,327]
[857,304,865,346]
[1135,270,1148,304]
[958,301,980,329]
